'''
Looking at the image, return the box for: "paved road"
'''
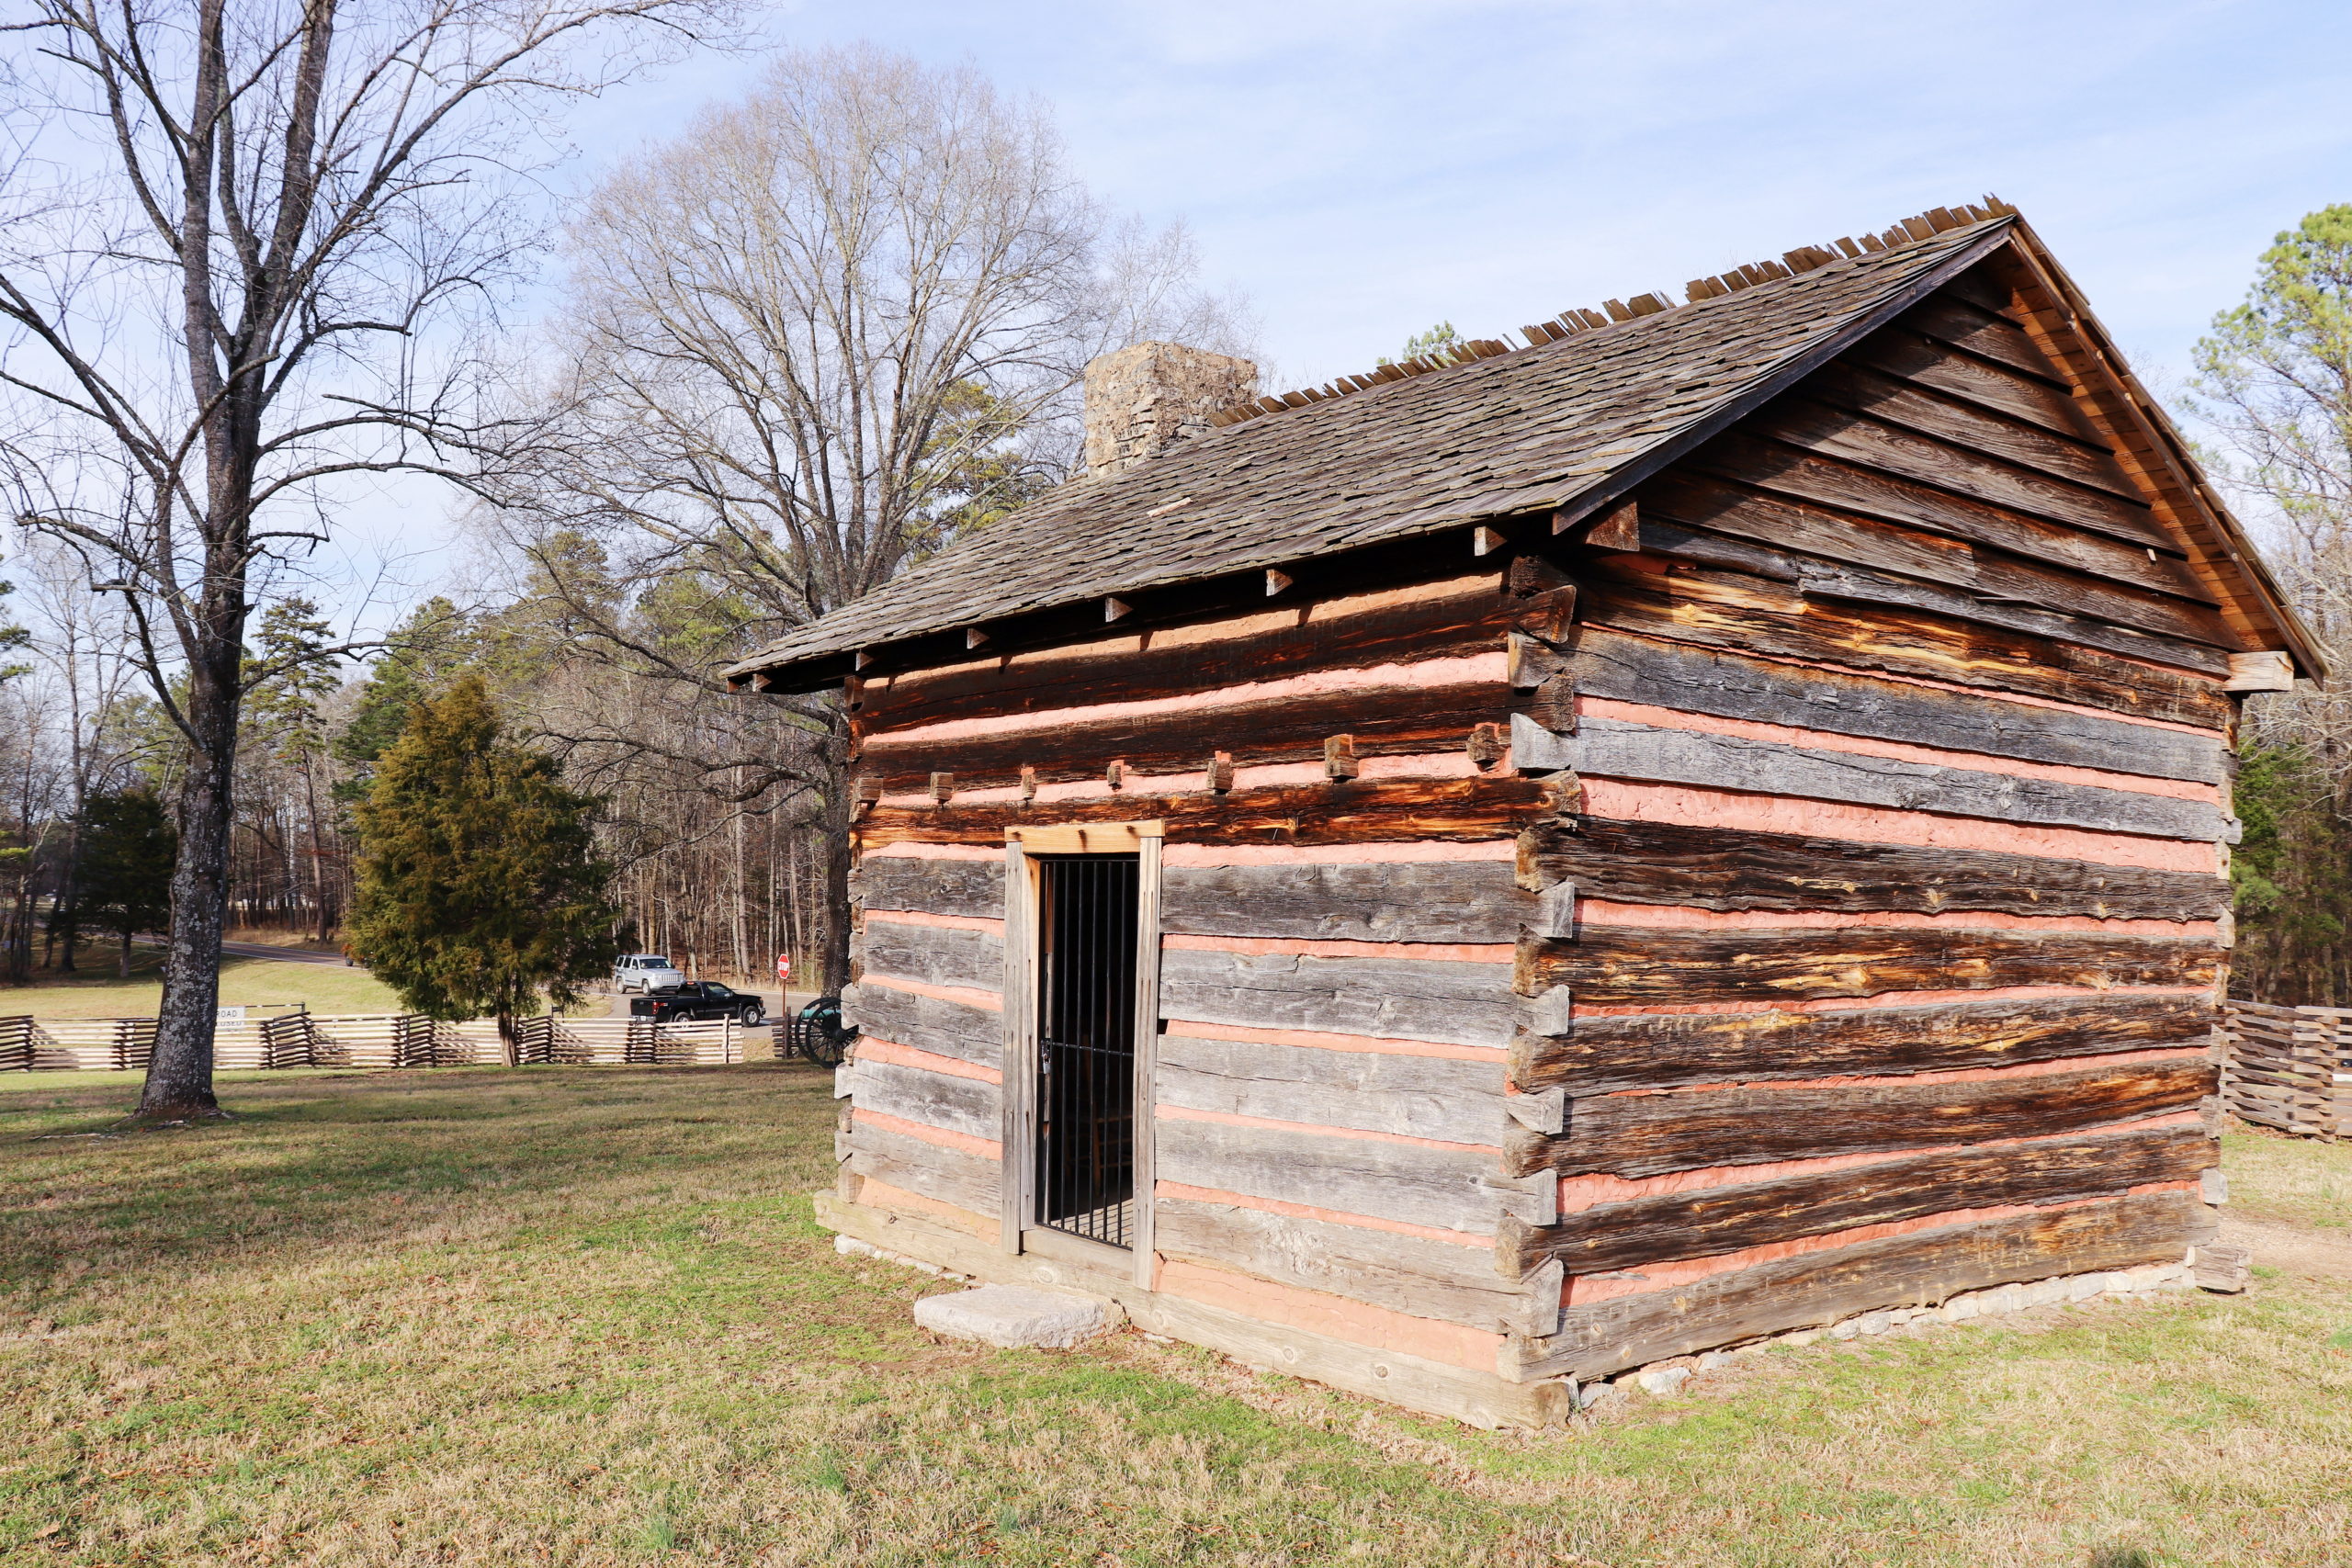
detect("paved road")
[218,939,351,967]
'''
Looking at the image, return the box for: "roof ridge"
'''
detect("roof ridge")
[1208,196,2018,431]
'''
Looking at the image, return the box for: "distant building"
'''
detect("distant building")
[726,200,2312,1426]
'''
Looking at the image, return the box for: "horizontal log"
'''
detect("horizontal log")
[1575,556,2232,730]
[1520,925,2220,1010]
[1165,861,1532,944]
[860,677,1507,790]
[1159,946,1519,1052]
[1803,361,2144,503]
[855,776,1554,852]
[1845,323,2105,445]
[854,1058,1000,1144]
[1525,816,2229,921]
[846,1120,1001,1217]
[1512,993,2215,1096]
[1510,1125,2215,1277]
[1155,1113,1527,1234]
[1688,425,2210,603]
[842,979,1001,1068]
[1572,626,2223,784]
[856,920,1004,994]
[1157,1032,1506,1144]
[1756,394,2165,549]
[1644,468,2231,649]
[1515,715,2227,841]
[1513,1190,2211,1381]
[1152,1197,1532,1333]
[1506,1058,2218,1179]
[856,576,1513,730]
[856,857,1006,919]
[1600,512,2231,673]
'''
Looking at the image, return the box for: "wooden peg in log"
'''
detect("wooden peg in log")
[929,772,955,805]
[1205,752,1236,793]
[1106,759,1127,790]
[1018,765,1037,803]
[1465,722,1507,770]
[853,776,883,805]
[1324,735,1360,780]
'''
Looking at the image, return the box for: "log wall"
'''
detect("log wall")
[832,253,2241,1395]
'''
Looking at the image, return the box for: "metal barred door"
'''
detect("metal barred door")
[1034,853,1140,1247]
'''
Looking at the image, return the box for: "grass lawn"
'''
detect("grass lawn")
[1,943,409,1021]
[1,1069,2347,1567]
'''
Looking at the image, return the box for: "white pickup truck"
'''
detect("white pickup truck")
[612,953,686,993]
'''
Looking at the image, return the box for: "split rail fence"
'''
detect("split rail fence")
[0,1012,770,1073]
[2220,999,2352,1140]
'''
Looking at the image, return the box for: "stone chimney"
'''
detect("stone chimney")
[1081,342,1257,479]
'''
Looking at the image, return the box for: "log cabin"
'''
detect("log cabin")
[722,198,2319,1427]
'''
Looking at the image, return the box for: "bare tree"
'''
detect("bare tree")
[491,43,1252,992]
[0,0,732,1121]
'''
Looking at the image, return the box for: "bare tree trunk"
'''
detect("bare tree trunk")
[820,716,854,997]
[144,650,242,1120]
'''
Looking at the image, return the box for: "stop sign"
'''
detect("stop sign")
[775,953,792,983]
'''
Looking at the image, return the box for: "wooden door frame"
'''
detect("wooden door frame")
[998,820,1163,1288]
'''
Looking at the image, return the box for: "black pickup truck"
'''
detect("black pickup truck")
[627,982,766,1025]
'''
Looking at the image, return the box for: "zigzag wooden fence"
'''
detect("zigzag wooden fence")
[0,1012,763,1072]
[2221,1000,2351,1140]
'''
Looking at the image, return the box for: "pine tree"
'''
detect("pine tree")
[347,677,618,1051]
[74,787,177,977]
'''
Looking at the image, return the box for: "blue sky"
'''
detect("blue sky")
[570,0,2352,397]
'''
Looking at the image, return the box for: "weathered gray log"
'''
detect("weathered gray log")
[856,919,1005,993]
[855,856,1006,919]
[1156,946,1521,1051]
[1512,1190,2212,1381]
[1161,861,1532,944]
[1507,1125,2215,1276]
[1156,1032,1506,1144]
[846,1120,1000,1216]
[842,979,1002,1068]
[1154,1114,1536,1234]
[1506,1058,2216,1179]
[1513,715,2227,841]
[1571,626,2223,784]
[1511,993,2214,1095]
[1521,816,2228,920]
[853,1057,1001,1144]
[1153,1196,1536,1332]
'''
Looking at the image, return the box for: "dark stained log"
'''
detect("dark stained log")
[1844,325,2108,444]
[1521,715,2227,841]
[1594,513,2231,674]
[1160,947,1521,1052]
[1164,861,1532,943]
[1512,1190,2212,1381]
[1897,292,2070,386]
[1682,430,2211,603]
[854,775,1555,851]
[842,978,1002,1067]
[1504,1058,2218,1179]
[1935,265,2027,324]
[1518,924,2221,1010]
[1749,398,2169,551]
[856,856,1006,919]
[1570,626,2225,784]
[1510,993,2215,1096]
[1802,362,2145,502]
[1524,815,2230,922]
[861,678,1509,791]
[1642,470,2232,649]
[1153,1197,1534,1332]
[855,573,1510,730]
[857,919,1004,994]
[1508,1125,2215,1276]
[1575,555,2233,731]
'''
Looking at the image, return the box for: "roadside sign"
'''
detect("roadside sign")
[217,1006,247,1022]
[775,953,792,984]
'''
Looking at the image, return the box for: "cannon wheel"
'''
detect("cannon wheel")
[792,995,857,1069]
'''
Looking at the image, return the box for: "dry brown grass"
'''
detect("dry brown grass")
[1,1068,2347,1566]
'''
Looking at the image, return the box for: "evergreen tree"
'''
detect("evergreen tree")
[75,786,177,977]
[334,598,480,788]
[347,677,618,1049]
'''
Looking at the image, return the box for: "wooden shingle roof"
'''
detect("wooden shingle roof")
[724,205,2312,689]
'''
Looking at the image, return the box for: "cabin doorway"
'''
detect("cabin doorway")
[1034,853,1139,1248]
